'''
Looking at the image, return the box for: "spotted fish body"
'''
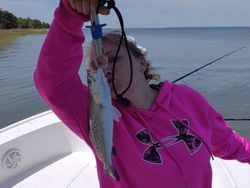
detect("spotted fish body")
[87,67,120,181]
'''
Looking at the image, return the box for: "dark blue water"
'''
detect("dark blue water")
[0,27,250,139]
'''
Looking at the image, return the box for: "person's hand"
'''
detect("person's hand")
[69,0,110,16]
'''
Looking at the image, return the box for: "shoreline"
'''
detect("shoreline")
[0,29,49,48]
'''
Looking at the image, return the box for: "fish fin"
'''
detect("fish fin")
[111,166,120,181]
[112,106,121,122]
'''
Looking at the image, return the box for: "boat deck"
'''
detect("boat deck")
[1,111,249,188]
[13,152,99,188]
[8,151,250,188]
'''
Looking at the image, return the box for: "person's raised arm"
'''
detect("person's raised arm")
[34,0,109,145]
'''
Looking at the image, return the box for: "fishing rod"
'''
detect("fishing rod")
[225,118,250,121]
[172,46,246,83]
[172,46,250,122]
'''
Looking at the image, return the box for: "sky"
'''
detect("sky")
[1,0,250,28]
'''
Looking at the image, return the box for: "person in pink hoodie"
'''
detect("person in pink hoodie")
[34,0,250,187]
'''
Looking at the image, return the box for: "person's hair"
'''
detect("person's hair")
[88,30,161,84]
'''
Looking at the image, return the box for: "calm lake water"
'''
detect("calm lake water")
[0,27,250,139]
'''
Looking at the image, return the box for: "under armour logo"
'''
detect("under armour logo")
[136,129,164,164]
[136,119,202,164]
[170,119,202,154]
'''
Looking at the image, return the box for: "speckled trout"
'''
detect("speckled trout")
[87,67,120,181]
[86,11,120,181]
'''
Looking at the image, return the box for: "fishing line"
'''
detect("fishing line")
[98,0,133,106]
[111,6,133,107]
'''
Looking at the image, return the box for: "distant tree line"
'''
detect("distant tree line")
[0,8,50,29]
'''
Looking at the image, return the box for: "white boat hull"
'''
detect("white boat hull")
[0,111,249,188]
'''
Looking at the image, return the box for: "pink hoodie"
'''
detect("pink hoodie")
[34,1,250,187]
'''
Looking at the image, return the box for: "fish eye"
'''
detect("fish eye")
[87,77,93,87]
[87,72,96,87]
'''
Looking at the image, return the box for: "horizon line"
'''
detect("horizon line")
[83,26,250,30]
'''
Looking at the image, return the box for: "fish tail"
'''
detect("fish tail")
[104,164,120,181]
